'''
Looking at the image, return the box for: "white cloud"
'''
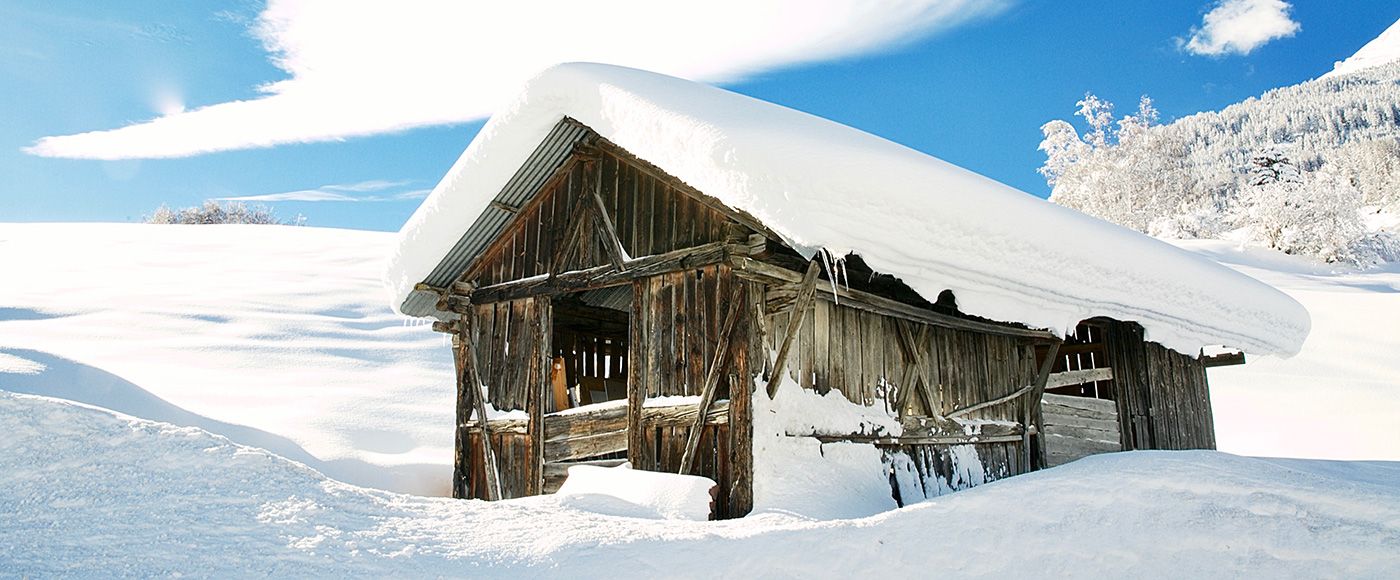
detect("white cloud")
[25,0,1009,160]
[1181,0,1299,57]
[218,180,429,202]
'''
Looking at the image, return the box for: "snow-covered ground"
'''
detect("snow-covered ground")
[1,223,1396,504]
[1,223,1397,574]
[2,389,1396,577]
[1175,239,1400,460]
[0,223,455,496]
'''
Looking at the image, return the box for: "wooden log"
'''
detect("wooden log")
[1045,367,1114,388]
[764,261,820,399]
[680,282,746,474]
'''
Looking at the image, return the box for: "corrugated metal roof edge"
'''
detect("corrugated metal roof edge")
[399,118,595,318]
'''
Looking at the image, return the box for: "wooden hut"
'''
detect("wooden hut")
[386,64,1309,519]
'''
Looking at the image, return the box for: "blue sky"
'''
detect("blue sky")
[2,1,1396,231]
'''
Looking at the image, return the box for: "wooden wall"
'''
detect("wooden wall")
[1042,393,1121,467]
[1104,320,1216,451]
[629,263,755,517]
[764,294,1040,488]
[768,297,1040,423]
[465,297,550,412]
[454,296,550,499]
[468,148,741,287]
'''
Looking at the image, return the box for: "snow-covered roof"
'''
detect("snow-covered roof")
[386,63,1309,357]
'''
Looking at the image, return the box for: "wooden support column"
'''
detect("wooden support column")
[1024,340,1061,471]
[680,282,746,474]
[527,298,551,496]
[450,326,469,499]
[459,314,502,501]
[763,260,821,399]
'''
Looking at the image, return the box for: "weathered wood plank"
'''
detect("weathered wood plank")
[681,282,746,474]
[763,261,820,399]
[459,318,501,501]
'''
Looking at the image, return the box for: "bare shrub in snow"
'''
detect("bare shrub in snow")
[144,200,294,225]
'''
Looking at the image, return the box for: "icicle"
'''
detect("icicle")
[819,248,841,305]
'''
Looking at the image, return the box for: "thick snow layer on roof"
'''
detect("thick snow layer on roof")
[386,63,1309,356]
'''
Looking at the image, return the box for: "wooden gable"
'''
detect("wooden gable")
[458,140,757,289]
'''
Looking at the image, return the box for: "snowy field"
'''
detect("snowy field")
[0,223,456,496]
[1,223,1398,575]
[2,390,1397,577]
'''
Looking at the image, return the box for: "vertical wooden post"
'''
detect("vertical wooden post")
[527,297,551,496]
[729,276,757,517]
[1024,339,1061,471]
[450,325,469,499]
[627,279,648,470]
[459,313,502,501]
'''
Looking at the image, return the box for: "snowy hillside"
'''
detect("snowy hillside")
[1,222,1397,508]
[2,389,1396,577]
[0,223,455,496]
[1326,18,1400,78]
[1039,24,1400,265]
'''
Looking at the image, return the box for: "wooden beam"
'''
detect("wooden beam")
[1201,351,1246,367]
[727,256,1057,341]
[490,200,521,213]
[1025,340,1061,470]
[549,187,596,275]
[1045,367,1115,388]
[461,241,740,306]
[895,320,940,417]
[680,282,746,475]
[764,261,820,399]
[948,380,1038,418]
[587,164,630,270]
[458,319,502,501]
[814,433,1026,446]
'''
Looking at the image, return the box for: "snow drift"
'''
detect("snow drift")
[386,63,1309,358]
[3,389,1396,577]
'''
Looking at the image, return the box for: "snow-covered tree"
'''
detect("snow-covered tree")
[1238,158,1364,263]
[144,200,288,225]
[1037,61,1400,266]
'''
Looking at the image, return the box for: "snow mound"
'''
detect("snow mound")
[555,464,715,521]
[1326,17,1400,78]
[386,62,1309,357]
[4,388,1398,577]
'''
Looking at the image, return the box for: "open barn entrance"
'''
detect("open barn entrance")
[549,285,632,412]
[540,284,633,493]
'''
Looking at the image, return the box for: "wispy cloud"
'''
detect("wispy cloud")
[218,180,429,203]
[1180,0,1299,57]
[24,0,1010,160]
